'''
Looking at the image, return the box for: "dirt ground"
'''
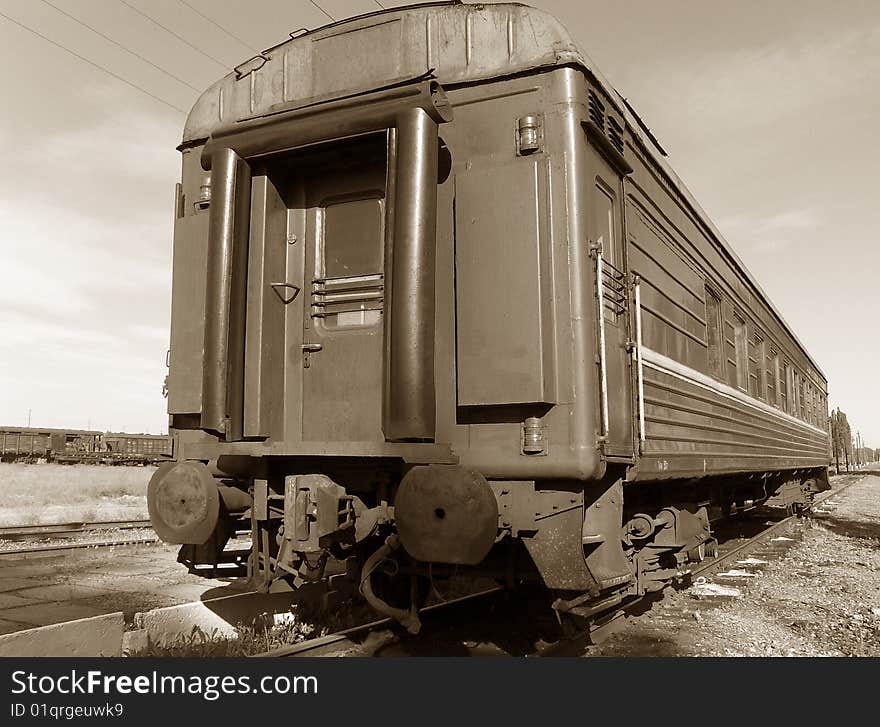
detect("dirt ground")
[0,541,239,635]
[587,473,880,657]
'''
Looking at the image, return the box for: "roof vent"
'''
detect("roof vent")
[607,116,624,155]
[588,89,605,131]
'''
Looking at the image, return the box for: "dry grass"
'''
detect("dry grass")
[0,463,154,526]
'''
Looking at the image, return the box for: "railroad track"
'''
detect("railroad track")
[0,519,152,540]
[253,473,869,658]
[254,585,507,658]
[541,472,870,652]
[0,519,157,555]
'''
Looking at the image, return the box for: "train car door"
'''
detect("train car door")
[586,150,633,459]
[299,138,387,442]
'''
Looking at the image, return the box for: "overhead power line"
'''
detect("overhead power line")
[309,1,336,22]
[0,10,187,113]
[117,0,228,68]
[177,0,258,53]
[40,0,202,92]
[374,1,387,9]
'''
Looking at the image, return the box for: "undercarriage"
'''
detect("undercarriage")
[149,459,829,631]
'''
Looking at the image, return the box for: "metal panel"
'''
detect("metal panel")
[634,347,830,480]
[168,211,209,415]
[455,158,555,407]
[312,19,405,97]
[184,5,583,143]
[243,175,287,438]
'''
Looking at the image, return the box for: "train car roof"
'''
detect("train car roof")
[0,427,102,436]
[104,432,168,439]
[182,1,825,381]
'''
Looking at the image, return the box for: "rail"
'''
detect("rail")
[0,519,157,555]
[253,585,505,658]
[0,519,153,540]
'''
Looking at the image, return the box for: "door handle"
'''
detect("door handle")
[271,282,300,304]
[302,342,323,368]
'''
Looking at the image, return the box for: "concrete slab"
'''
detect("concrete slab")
[0,577,44,592]
[14,583,108,602]
[0,612,125,656]
[66,573,161,593]
[151,583,228,603]
[0,563,63,577]
[0,592,42,609]
[0,618,33,636]
[135,591,296,647]
[0,601,108,627]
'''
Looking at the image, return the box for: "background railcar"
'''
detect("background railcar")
[1,428,51,463]
[0,427,170,465]
[103,432,172,465]
[149,2,831,629]
[0,427,102,463]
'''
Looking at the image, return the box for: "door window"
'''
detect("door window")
[322,198,383,278]
[595,182,619,269]
[317,197,384,329]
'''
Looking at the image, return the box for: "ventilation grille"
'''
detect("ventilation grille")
[607,117,624,155]
[589,88,626,158]
[588,89,605,131]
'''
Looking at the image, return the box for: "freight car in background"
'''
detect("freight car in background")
[103,432,172,465]
[148,2,831,632]
[0,427,170,465]
[0,427,102,464]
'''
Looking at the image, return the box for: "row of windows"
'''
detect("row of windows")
[705,286,826,429]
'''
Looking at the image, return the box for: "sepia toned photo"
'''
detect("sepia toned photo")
[1,0,878,675]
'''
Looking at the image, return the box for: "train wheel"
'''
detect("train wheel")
[687,542,706,563]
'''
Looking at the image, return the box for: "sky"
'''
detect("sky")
[0,0,877,443]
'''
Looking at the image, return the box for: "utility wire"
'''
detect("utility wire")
[374,1,387,9]
[40,0,202,92]
[177,0,258,53]
[0,10,187,113]
[117,0,227,68]
[309,1,336,22]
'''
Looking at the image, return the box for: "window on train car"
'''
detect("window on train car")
[798,375,806,420]
[750,332,764,399]
[733,313,748,391]
[322,198,383,278]
[783,363,792,414]
[594,182,619,270]
[594,182,624,322]
[319,197,384,330]
[768,348,780,406]
[808,386,813,423]
[705,287,724,379]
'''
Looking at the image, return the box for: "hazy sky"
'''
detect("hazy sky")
[1,1,877,443]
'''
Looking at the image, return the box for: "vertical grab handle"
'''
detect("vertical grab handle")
[633,276,646,450]
[595,248,610,439]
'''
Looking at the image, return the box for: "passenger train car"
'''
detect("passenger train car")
[149,2,830,629]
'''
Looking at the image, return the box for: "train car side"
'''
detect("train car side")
[622,117,829,482]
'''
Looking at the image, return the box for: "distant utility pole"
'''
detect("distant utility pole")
[857,431,862,468]
[27,409,31,427]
